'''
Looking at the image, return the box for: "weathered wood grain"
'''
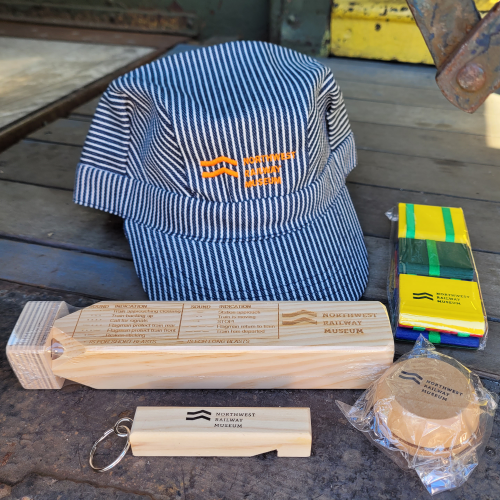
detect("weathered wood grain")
[0,20,188,49]
[338,79,455,110]
[28,118,90,147]
[9,129,500,226]
[13,178,500,261]
[70,80,452,119]
[352,150,500,202]
[0,36,153,129]
[345,98,499,138]
[0,181,131,258]
[319,57,438,90]
[0,140,81,190]
[25,115,500,177]
[352,121,500,167]
[69,78,454,120]
[0,233,497,320]
[0,239,146,300]
[1,179,498,314]
[363,237,389,302]
[472,254,500,322]
[71,97,101,118]
[0,237,385,302]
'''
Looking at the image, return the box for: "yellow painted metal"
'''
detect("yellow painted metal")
[475,0,497,10]
[330,0,433,64]
[330,0,494,65]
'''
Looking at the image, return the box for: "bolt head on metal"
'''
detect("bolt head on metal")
[456,63,486,92]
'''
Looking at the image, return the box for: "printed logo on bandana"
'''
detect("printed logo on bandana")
[200,157,239,178]
[413,292,434,301]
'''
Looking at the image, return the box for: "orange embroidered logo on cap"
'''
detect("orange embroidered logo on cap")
[200,157,239,178]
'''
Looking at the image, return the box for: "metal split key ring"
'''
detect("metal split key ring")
[89,417,134,472]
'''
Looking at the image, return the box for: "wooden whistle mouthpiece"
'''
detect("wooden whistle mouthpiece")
[7,300,394,390]
[7,301,69,389]
[130,407,312,457]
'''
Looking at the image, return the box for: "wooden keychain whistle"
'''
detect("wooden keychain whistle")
[89,407,312,472]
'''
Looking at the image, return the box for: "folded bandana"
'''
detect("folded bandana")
[74,41,368,301]
[398,238,474,280]
[398,203,469,244]
[395,326,480,349]
[398,274,486,337]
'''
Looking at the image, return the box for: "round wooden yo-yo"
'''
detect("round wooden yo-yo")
[373,356,481,458]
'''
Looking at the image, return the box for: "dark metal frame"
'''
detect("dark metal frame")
[407,0,500,113]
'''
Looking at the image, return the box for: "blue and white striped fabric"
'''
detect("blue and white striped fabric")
[74,41,368,301]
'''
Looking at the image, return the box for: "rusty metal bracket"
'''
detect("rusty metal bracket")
[407,0,500,113]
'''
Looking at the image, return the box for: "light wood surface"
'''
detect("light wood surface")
[130,407,311,457]
[50,301,393,389]
[6,301,68,389]
[8,300,394,389]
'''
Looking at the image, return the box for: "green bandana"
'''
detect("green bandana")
[398,238,474,280]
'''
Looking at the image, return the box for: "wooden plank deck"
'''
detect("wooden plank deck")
[1,55,499,378]
[0,51,499,499]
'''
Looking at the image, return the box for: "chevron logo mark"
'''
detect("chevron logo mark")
[398,371,423,385]
[200,157,239,178]
[413,292,433,301]
[282,309,317,318]
[281,309,317,326]
[186,410,212,421]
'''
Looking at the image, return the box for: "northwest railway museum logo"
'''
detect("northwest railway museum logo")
[186,410,211,421]
[186,410,257,428]
[200,151,295,189]
[413,292,434,301]
[398,371,423,385]
[281,309,317,326]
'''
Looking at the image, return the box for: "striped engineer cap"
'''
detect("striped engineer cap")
[74,41,368,301]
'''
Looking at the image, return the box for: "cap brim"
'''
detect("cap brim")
[124,186,368,301]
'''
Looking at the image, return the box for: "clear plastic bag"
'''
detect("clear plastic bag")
[337,336,497,495]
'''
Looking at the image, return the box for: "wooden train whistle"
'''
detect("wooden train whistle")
[7,300,394,390]
[131,407,311,457]
[89,407,312,471]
